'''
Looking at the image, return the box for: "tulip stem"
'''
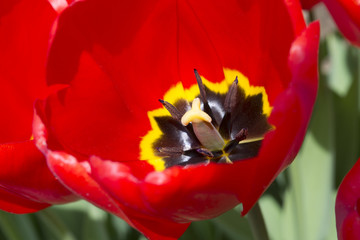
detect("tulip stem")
[247,202,269,240]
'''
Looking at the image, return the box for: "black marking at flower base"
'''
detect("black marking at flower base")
[150,70,272,169]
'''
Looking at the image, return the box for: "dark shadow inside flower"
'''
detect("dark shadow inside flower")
[141,69,273,170]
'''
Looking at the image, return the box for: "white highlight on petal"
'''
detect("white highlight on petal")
[48,0,68,14]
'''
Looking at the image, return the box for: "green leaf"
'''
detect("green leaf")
[283,81,335,240]
[0,211,40,240]
[182,220,215,240]
[35,209,77,240]
[283,133,334,240]
[49,201,90,239]
[326,34,352,97]
[259,196,281,240]
[212,207,253,240]
[325,192,338,240]
[331,46,360,186]
[109,214,137,239]
[180,206,252,240]
[81,203,111,240]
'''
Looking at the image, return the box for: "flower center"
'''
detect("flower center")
[181,97,225,151]
[140,68,273,171]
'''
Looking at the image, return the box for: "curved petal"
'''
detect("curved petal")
[286,21,320,159]
[337,0,360,28]
[42,52,154,164]
[0,187,49,214]
[286,0,307,35]
[336,158,360,240]
[0,0,78,212]
[323,0,360,47]
[0,141,77,207]
[90,157,190,239]
[300,0,360,47]
[35,118,190,239]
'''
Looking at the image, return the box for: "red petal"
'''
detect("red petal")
[47,0,302,104]
[42,52,154,165]
[286,21,320,157]
[330,0,360,29]
[336,158,360,240]
[46,150,127,217]
[323,0,360,47]
[0,0,78,213]
[285,0,307,35]
[90,157,190,239]
[0,141,77,212]
[0,0,56,143]
[0,187,49,214]
[45,146,189,239]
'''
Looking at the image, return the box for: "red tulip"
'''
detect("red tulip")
[300,0,360,47]
[0,0,78,213]
[33,0,320,239]
[336,158,360,240]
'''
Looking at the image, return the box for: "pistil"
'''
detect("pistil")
[181,98,225,151]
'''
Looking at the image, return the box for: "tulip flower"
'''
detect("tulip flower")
[33,0,320,239]
[300,0,360,47]
[336,158,360,240]
[0,0,78,214]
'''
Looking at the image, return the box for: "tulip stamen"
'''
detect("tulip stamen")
[196,148,214,158]
[194,69,218,127]
[219,77,238,139]
[157,147,184,155]
[223,128,248,153]
[158,99,183,121]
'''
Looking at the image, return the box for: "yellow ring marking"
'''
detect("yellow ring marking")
[140,68,272,171]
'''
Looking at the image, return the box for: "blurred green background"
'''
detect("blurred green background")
[1,4,359,240]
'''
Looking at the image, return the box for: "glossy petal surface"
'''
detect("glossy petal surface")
[35,0,319,238]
